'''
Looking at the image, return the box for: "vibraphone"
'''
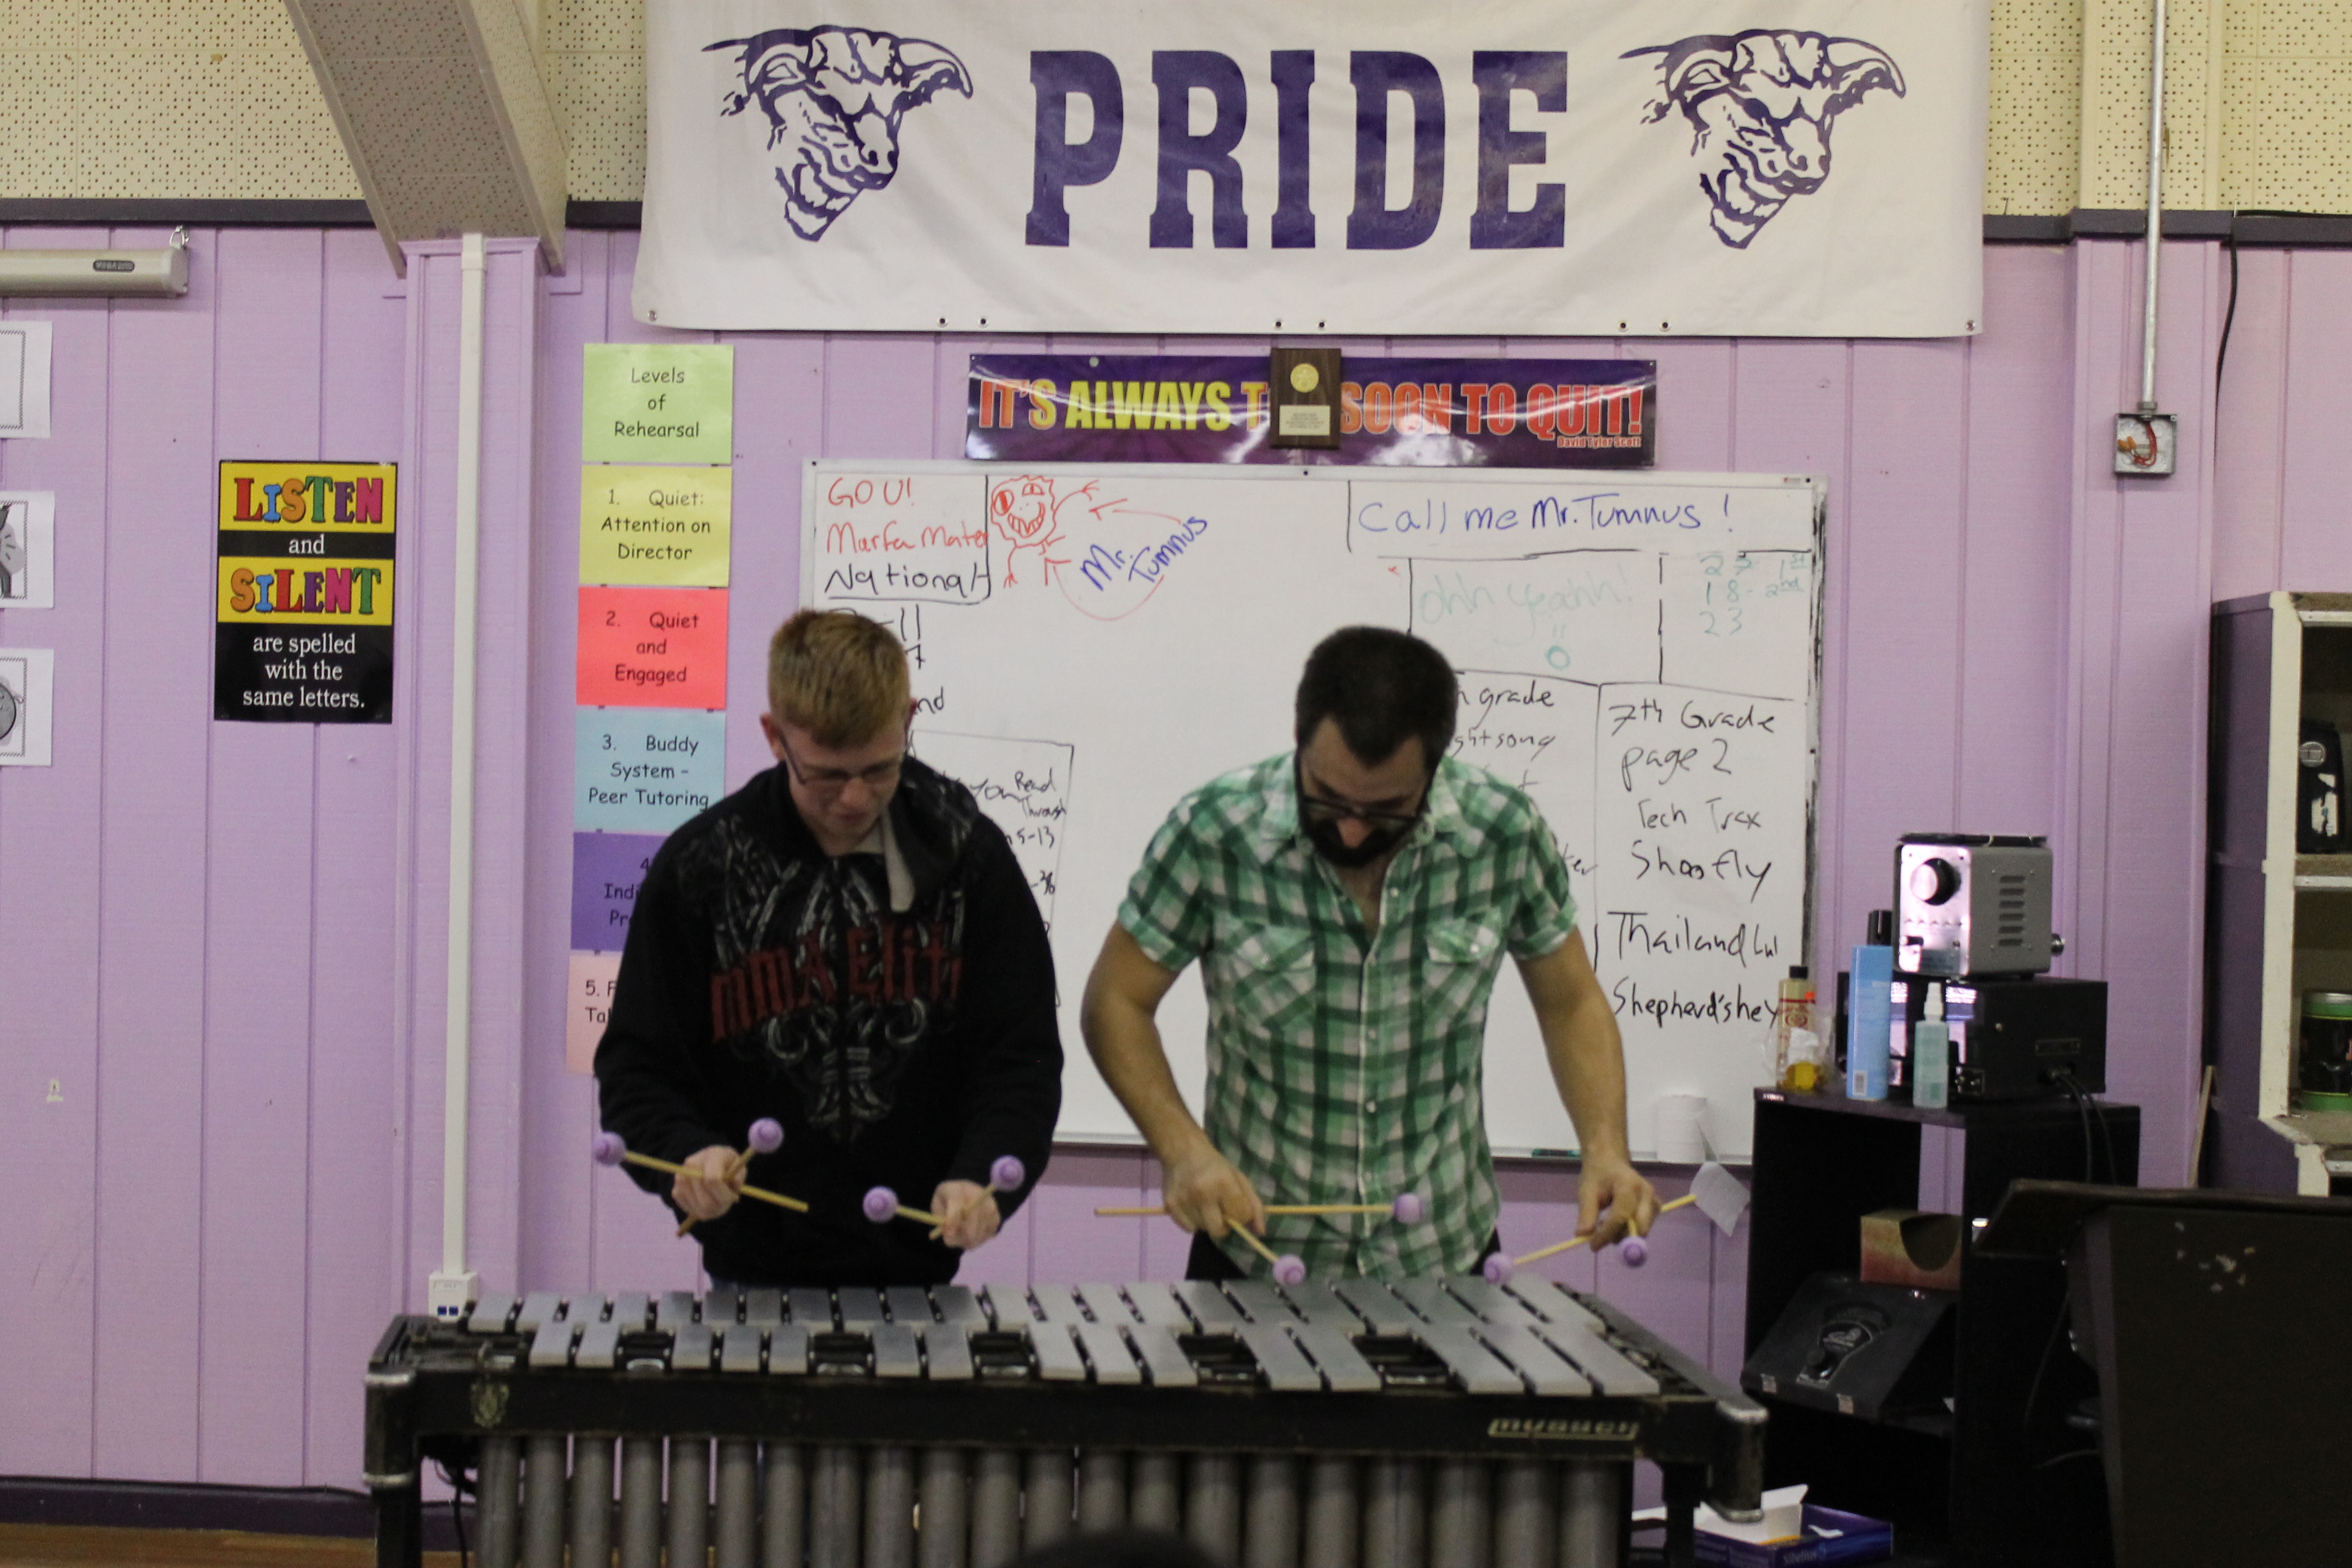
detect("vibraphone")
[365,1276,1763,1568]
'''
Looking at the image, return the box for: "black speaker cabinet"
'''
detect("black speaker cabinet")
[1744,1271,1954,1423]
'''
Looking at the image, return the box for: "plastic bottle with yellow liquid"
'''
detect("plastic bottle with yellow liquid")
[1773,965,1824,1092]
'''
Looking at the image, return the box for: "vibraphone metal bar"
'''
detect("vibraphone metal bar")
[365,1276,1763,1568]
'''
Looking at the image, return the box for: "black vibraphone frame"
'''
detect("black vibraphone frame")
[365,1290,1764,1568]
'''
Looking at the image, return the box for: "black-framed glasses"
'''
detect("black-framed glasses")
[1295,761,1430,829]
[777,728,907,796]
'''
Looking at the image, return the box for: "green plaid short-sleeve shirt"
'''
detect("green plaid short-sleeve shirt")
[1118,752,1580,1278]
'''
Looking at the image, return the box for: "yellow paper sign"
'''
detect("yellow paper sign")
[580,465,732,586]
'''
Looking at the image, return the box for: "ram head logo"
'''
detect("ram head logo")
[709,25,972,241]
[1624,30,1903,249]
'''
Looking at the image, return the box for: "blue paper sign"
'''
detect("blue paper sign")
[576,706,728,833]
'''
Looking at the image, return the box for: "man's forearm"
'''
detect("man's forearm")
[1521,938,1634,1165]
[1548,994,1632,1164]
[1082,996,1216,1162]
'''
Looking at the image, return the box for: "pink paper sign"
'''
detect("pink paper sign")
[578,585,728,708]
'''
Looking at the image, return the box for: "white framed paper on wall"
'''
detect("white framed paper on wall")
[0,647,54,766]
[0,323,53,439]
[0,492,57,608]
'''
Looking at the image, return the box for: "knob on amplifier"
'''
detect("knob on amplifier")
[1895,834,2055,978]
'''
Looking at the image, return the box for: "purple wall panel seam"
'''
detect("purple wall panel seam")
[2272,253,2292,589]
[1952,339,1975,804]
[80,280,118,1479]
[88,226,211,1480]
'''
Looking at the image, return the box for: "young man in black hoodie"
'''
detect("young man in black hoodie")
[596,609,1060,1285]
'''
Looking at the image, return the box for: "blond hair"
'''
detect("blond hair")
[766,609,910,745]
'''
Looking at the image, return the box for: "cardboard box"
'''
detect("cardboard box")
[1860,1208,1964,1291]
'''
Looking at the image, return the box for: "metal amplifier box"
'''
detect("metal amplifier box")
[1896,834,2056,978]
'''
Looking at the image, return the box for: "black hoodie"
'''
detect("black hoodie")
[594,756,1060,1284]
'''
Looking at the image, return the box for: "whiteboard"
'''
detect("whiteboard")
[802,463,1822,1158]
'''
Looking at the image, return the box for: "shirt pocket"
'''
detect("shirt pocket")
[1416,917,1504,1035]
[1210,922,1322,1040]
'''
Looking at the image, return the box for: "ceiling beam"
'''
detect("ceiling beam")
[284,0,568,274]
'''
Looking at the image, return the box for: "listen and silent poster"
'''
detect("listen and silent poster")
[214,460,396,722]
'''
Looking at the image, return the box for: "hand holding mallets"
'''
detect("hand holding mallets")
[676,1118,786,1235]
[921,1156,1028,1239]
[1484,1160,1752,1282]
[865,1155,1029,1243]
[1482,1193,1700,1283]
[591,1131,809,1213]
[1095,1191,1424,1286]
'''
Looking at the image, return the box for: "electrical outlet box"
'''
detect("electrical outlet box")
[428,1269,481,1321]
[2114,411,2176,476]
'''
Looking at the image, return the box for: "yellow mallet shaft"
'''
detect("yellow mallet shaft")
[620,1150,809,1214]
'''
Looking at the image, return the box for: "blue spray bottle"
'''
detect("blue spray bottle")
[1848,910,1894,1101]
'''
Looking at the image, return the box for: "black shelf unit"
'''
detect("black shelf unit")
[1744,1089,2139,1567]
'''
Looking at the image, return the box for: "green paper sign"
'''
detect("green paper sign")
[583,344,733,464]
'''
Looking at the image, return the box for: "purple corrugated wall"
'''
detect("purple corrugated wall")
[0,229,2326,1489]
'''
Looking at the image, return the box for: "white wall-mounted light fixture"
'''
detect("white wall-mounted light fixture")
[0,226,189,298]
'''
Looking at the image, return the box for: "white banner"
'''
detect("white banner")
[639,1,1986,338]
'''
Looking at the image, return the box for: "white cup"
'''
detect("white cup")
[1653,1093,1710,1164]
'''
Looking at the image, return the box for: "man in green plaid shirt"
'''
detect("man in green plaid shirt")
[1081,627,1657,1279]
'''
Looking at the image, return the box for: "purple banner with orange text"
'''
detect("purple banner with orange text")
[965,355,1656,469]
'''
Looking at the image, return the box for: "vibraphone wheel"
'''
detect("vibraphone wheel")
[969,1448,1022,1568]
[476,1434,520,1568]
[1022,1449,1074,1547]
[618,1436,663,1568]
[1242,1453,1300,1568]
[1130,1452,1182,1533]
[1075,1449,1127,1532]
[917,1449,968,1568]
[568,1437,613,1568]
[1490,1460,1553,1568]
[519,1434,567,1568]
[865,1445,916,1568]
[667,1438,710,1568]
[1428,1459,1490,1568]
[1186,1453,1243,1562]
[1558,1460,1624,1568]
[1362,1457,1427,1568]
[714,1439,759,1568]
[1302,1456,1358,1568]
[811,1446,863,1566]
[759,1442,806,1568]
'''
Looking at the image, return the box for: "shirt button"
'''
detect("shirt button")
[1364,1100,1378,1114]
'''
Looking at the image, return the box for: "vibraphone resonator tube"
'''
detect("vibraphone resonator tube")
[364,1275,1764,1568]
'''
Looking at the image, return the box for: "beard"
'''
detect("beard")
[1305,813,1413,869]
